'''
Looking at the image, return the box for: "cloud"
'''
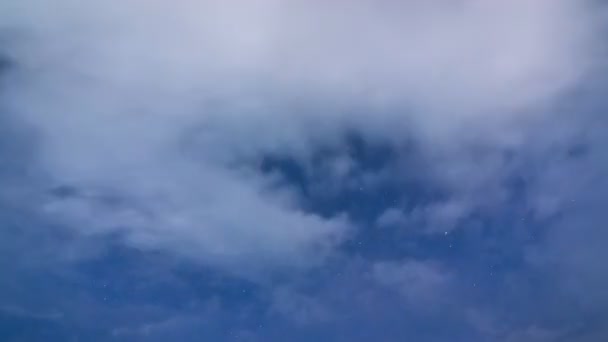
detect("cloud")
[0,0,603,280]
[372,260,451,306]
[270,287,333,326]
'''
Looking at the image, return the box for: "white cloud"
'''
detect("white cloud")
[0,0,602,276]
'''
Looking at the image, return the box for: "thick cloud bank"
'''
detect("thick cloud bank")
[0,0,603,277]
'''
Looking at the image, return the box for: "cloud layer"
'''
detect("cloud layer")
[0,0,604,281]
[2,2,608,341]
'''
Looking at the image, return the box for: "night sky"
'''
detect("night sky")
[1,1,608,341]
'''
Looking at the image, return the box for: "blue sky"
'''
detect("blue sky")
[1,1,607,341]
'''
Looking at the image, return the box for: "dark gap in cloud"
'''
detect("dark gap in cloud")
[260,130,438,220]
[46,184,135,211]
[260,155,308,195]
[566,143,589,158]
[341,131,397,172]
[0,55,11,76]
[48,185,80,199]
[0,311,67,342]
